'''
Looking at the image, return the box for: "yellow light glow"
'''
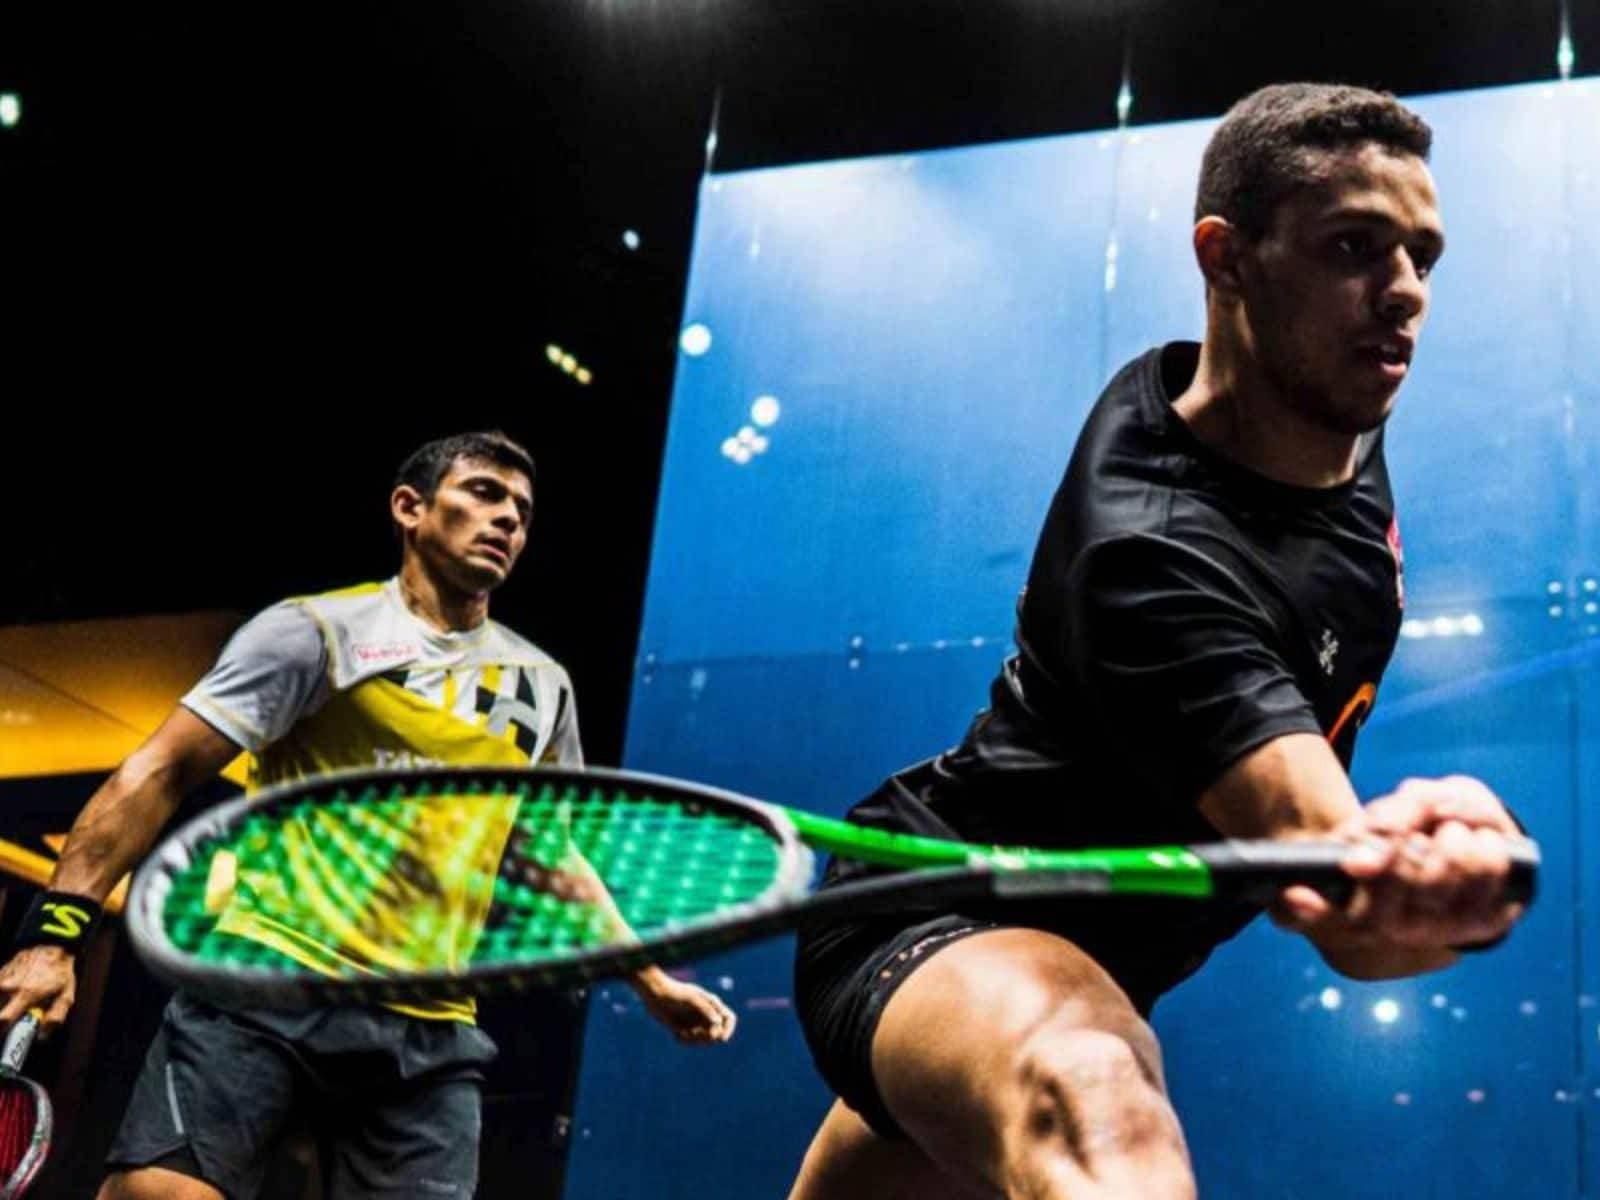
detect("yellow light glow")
[0,612,248,783]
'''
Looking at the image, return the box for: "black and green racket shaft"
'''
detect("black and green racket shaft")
[127,765,1539,1011]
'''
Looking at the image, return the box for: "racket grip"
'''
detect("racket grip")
[1199,837,1540,908]
[1,1011,39,1074]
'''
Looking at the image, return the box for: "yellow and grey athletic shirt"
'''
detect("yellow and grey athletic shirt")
[180,579,583,1022]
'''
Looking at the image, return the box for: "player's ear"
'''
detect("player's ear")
[1194,216,1247,301]
[391,484,426,534]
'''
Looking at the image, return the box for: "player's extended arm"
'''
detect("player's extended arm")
[554,843,736,1045]
[1197,733,1523,980]
[0,708,241,1030]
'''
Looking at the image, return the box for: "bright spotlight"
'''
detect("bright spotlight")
[750,395,781,427]
[680,323,712,357]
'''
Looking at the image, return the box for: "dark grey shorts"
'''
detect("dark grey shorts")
[106,993,498,1200]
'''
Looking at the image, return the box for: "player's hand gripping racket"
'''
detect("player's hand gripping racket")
[0,1011,52,1198]
[127,765,1539,1011]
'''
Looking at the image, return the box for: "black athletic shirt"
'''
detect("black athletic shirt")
[829,341,1405,994]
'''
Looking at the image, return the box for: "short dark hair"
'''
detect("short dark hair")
[393,431,536,501]
[1195,83,1433,238]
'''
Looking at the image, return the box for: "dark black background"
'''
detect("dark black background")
[2,0,1591,762]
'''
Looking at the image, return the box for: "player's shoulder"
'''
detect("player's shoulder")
[286,580,387,611]
[254,582,395,678]
[482,619,569,677]
[281,580,392,632]
[1067,345,1193,513]
[229,591,327,647]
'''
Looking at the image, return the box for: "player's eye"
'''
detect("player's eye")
[1332,232,1372,259]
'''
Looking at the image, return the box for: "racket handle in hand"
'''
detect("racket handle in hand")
[0,1014,39,1076]
[1197,837,1540,908]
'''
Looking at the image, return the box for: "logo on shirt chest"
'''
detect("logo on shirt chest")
[1317,627,1340,676]
[353,640,423,667]
[1386,515,1405,610]
[475,670,542,758]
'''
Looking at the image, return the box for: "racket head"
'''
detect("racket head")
[0,1015,52,1199]
[129,765,814,1009]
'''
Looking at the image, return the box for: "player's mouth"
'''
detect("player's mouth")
[473,536,511,566]
[1355,335,1413,382]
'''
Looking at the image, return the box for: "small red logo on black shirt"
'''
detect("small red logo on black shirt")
[1386,515,1405,610]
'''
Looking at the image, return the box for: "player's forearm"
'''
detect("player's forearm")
[50,749,191,901]
[557,841,674,996]
[626,963,672,994]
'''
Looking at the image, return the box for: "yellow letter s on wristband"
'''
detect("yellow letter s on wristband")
[39,903,93,940]
[13,891,104,955]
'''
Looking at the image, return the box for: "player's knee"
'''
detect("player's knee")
[1012,1025,1182,1167]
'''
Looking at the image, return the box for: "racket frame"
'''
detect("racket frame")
[0,1013,52,1200]
[128,764,1539,1009]
[128,764,818,1010]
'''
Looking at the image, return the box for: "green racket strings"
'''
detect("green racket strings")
[160,781,785,979]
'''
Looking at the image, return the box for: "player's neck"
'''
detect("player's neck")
[396,560,490,633]
[1172,338,1361,490]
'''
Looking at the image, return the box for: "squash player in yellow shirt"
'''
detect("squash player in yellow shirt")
[0,430,735,1200]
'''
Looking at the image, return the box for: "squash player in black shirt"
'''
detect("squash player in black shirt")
[788,83,1530,1200]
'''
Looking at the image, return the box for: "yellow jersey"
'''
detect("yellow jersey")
[180,579,582,1021]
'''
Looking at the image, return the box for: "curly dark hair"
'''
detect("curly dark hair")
[1195,83,1432,239]
[393,431,535,500]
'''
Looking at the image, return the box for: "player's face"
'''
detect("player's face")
[414,457,533,591]
[1238,143,1444,435]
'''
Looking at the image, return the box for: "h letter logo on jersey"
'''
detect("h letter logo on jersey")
[476,670,541,758]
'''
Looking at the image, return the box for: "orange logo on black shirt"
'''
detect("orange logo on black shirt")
[1327,682,1377,751]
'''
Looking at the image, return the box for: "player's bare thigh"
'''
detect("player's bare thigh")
[788,1098,986,1200]
[795,926,1193,1200]
[97,1165,225,1200]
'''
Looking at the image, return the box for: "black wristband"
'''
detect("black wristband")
[13,891,103,955]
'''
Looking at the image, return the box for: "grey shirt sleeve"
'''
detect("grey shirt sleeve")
[180,601,331,753]
[543,668,584,768]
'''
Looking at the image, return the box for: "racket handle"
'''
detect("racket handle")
[1198,838,1540,907]
[1,1011,40,1075]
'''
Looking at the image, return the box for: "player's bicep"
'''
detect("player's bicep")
[1196,731,1362,841]
[119,706,245,797]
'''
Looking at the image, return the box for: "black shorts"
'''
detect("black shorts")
[107,992,498,1200]
[793,913,998,1139]
[793,906,1209,1142]
[792,771,1262,1141]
